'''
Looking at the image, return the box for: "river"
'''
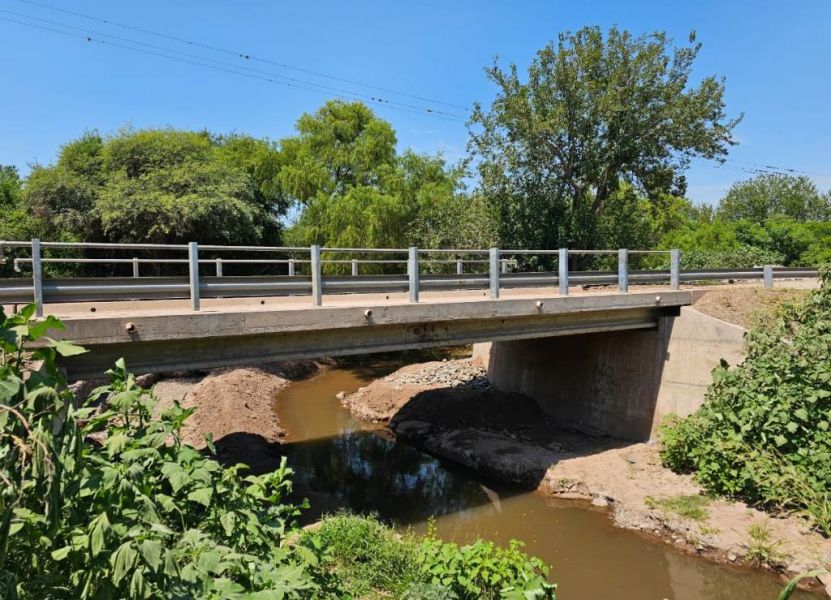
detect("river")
[272,359,815,600]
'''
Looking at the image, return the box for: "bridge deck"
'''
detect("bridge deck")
[44,286,697,379]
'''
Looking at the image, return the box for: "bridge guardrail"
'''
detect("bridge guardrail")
[0,240,819,315]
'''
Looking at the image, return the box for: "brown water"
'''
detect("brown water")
[275,361,815,600]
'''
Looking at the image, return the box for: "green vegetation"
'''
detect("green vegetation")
[300,514,556,600]
[743,523,788,568]
[660,268,831,535]
[644,494,710,521]
[468,26,739,252]
[0,306,555,598]
[3,28,830,272]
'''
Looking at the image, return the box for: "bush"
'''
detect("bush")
[301,514,557,600]
[417,520,556,600]
[301,512,421,597]
[1,306,558,598]
[660,267,831,534]
[0,305,333,599]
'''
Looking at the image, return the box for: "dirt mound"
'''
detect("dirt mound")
[693,287,808,328]
[152,361,321,469]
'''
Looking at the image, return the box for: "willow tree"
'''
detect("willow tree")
[468,26,741,251]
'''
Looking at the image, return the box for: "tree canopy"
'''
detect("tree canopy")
[468,26,741,251]
[20,129,284,245]
[716,173,831,223]
[281,101,496,252]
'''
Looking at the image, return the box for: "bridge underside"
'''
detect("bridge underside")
[55,291,690,379]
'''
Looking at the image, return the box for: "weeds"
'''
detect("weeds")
[743,523,788,568]
[644,494,711,521]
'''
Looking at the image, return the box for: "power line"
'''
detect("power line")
[0,14,467,124]
[0,8,465,120]
[696,157,831,180]
[15,0,471,113]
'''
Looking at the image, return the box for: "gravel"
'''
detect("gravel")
[382,359,492,390]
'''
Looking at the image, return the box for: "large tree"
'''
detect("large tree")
[21,129,285,245]
[717,173,831,223]
[468,26,741,251]
[282,101,496,252]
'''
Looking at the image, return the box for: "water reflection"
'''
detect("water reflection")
[261,363,818,600]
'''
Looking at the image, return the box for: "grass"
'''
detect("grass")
[644,494,711,521]
[300,512,421,598]
[744,522,789,568]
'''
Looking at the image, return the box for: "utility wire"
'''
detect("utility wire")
[0,14,467,123]
[0,8,464,120]
[15,0,471,112]
[695,157,831,180]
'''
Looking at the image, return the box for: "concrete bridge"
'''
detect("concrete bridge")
[1,240,817,441]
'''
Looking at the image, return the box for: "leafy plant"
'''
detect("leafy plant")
[0,304,333,599]
[300,514,557,600]
[416,519,556,600]
[660,267,831,535]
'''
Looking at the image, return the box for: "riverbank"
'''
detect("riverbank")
[342,357,831,594]
[151,361,325,469]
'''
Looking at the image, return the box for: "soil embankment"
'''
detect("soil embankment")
[152,361,322,469]
[343,358,831,592]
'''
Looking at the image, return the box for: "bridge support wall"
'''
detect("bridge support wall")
[474,306,746,441]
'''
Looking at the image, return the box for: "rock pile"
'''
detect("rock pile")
[381,359,491,391]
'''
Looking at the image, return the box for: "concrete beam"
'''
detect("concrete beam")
[55,291,691,379]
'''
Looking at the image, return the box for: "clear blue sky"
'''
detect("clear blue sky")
[1,0,830,205]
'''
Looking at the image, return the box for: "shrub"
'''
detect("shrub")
[416,520,556,600]
[0,305,332,599]
[300,512,421,597]
[660,267,831,534]
[301,515,557,600]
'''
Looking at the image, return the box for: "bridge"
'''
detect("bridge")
[0,240,818,440]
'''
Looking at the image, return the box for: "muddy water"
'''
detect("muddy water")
[276,362,814,600]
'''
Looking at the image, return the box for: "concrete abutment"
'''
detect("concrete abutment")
[474,306,746,441]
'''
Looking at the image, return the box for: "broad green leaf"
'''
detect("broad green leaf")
[110,541,138,584]
[187,487,213,507]
[139,539,163,572]
[44,337,88,357]
[89,512,110,557]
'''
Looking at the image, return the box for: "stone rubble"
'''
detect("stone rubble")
[380,360,492,391]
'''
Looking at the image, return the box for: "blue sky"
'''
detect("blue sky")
[1,0,830,205]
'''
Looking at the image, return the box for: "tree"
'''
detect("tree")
[468,26,741,251]
[20,129,285,245]
[0,165,21,207]
[275,100,397,204]
[282,101,496,254]
[717,174,831,223]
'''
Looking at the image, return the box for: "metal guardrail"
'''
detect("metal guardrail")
[0,240,819,316]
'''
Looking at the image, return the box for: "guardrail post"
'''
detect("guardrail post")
[456,259,463,275]
[215,258,223,277]
[351,259,358,277]
[670,249,680,290]
[763,265,774,288]
[489,248,500,299]
[311,245,322,306]
[188,242,200,311]
[408,247,419,303]
[288,259,296,277]
[132,257,140,278]
[618,248,629,293]
[31,238,43,317]
[558,248,568,296]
